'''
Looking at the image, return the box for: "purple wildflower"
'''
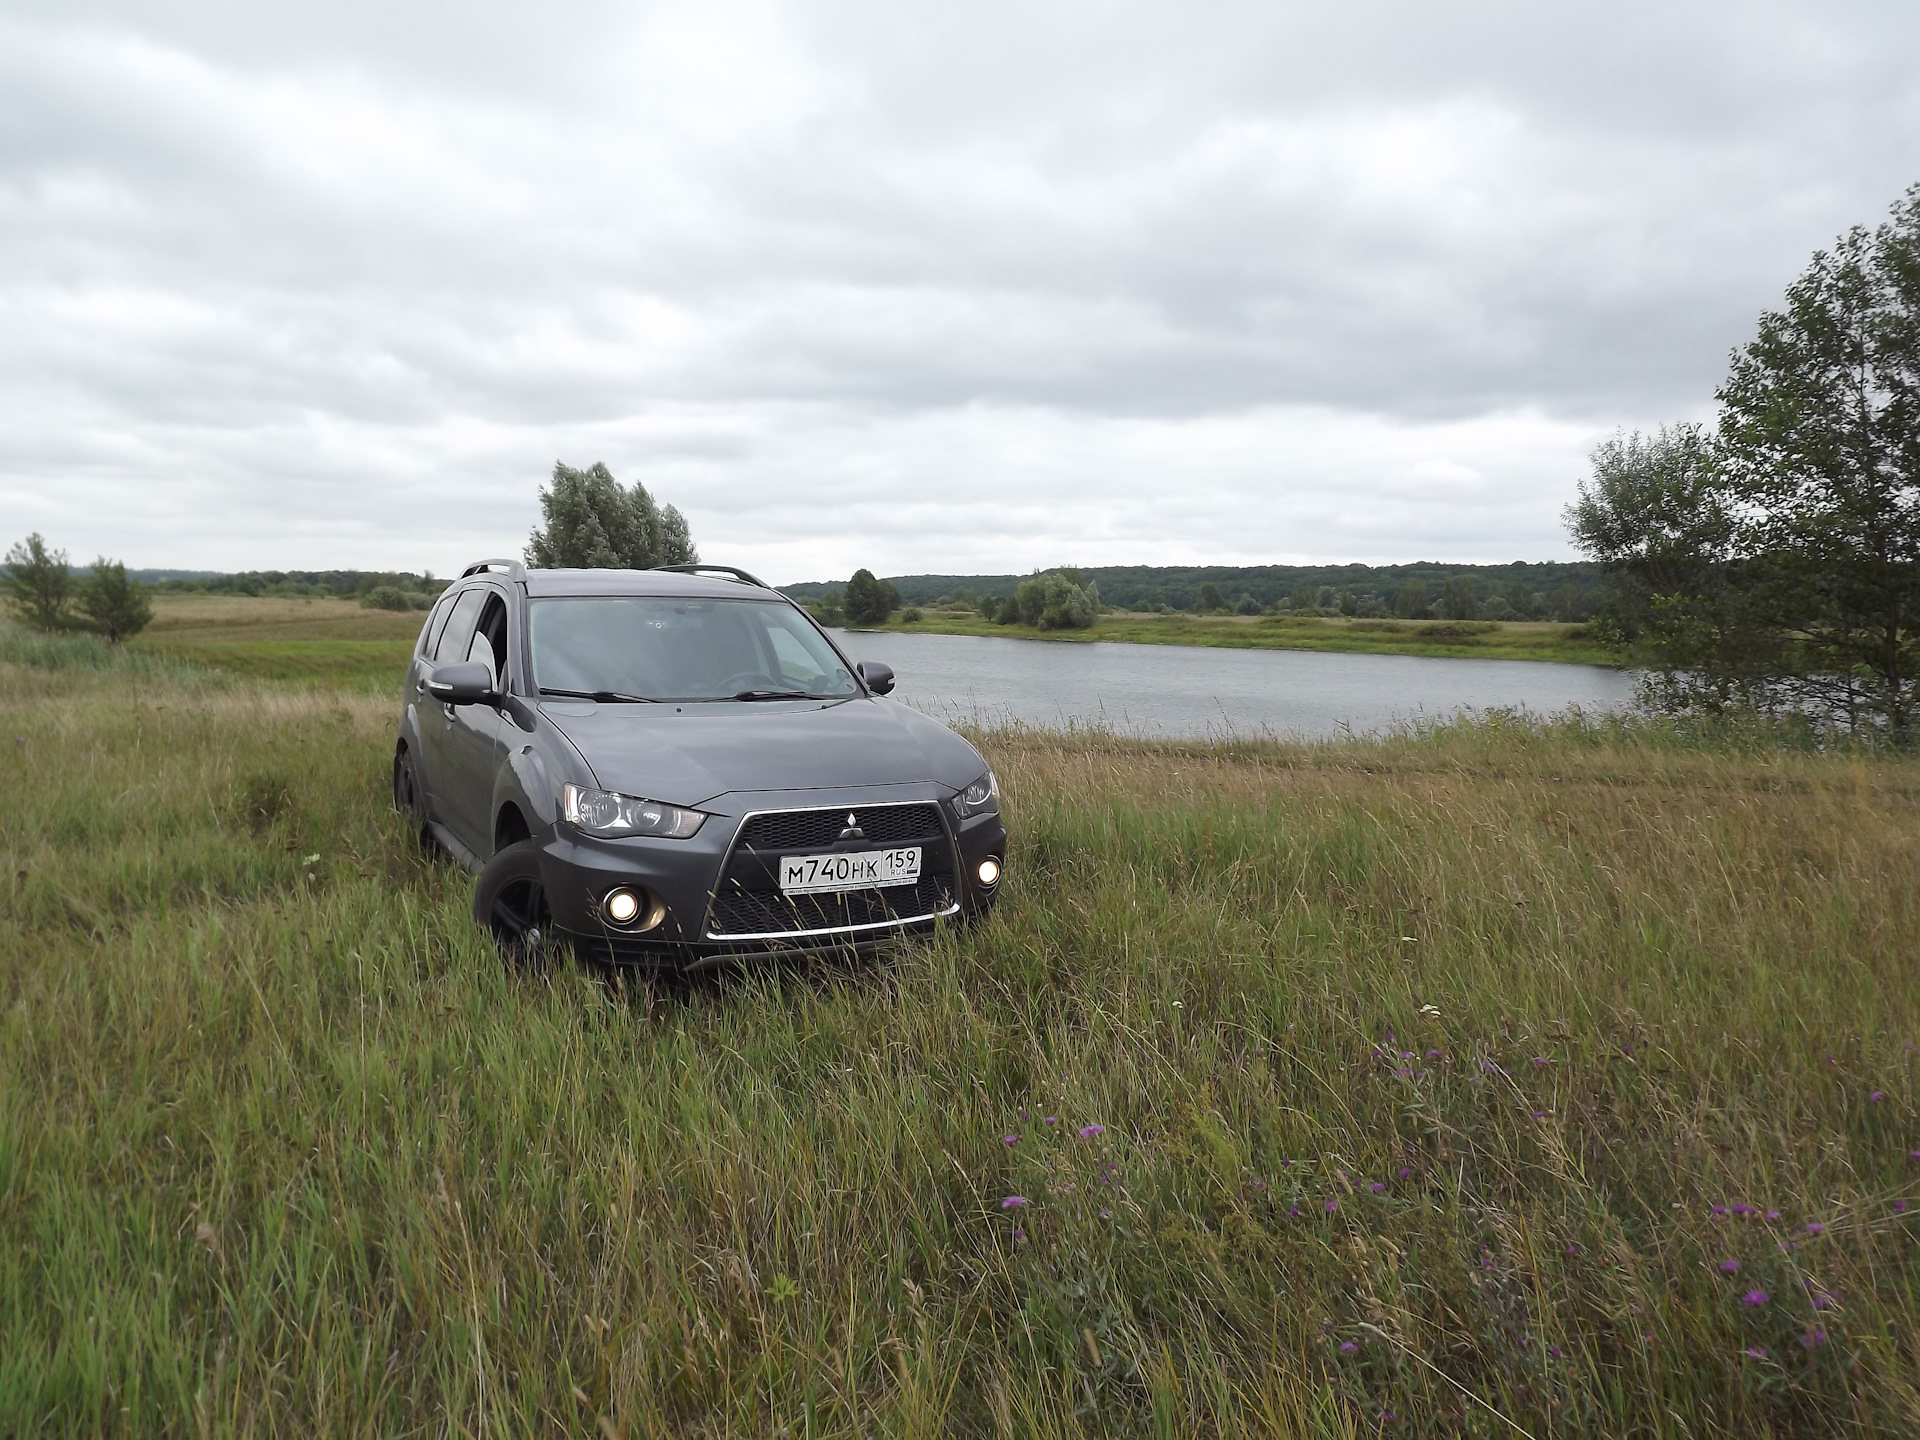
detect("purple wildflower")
[1732,1203,1755,1216]
[1566,1244,1579,1256]
[1765,1210,1781,1222]
[1078,1124,1104,1138]
[1802,1331,1827,1348]
[1745,1346,1769,1360]
[1720,1259,1740,1274]
[1002,1135,1019,1146]
[1711,1205,1728,1218]
[1043,1116,1057,1126]
[1911,1149,1920,1161]
[1394,1067,1412,1078]
[1011,1227,1025,1240]
[1099,1209,1110,1219]
[1896,1200,1909,1213]
[1001,1196,1027,1209]
[1338,1340,1359,1354]
[1548,1345,1562,1359]
[1805,1221,1826,1235]
[1425,1049,1442,1059]
[1370,1181,1386,1193]
[1324,1198,1338,1214]
[1870,1091,1887,1103]
[1398,1167,1412,1178]
[1743,1289,1769,1307]
[1287,1206,1301,1218]
[1531,1109,1550,1120]
[1532,1057,1550,1068]
[1812,1294,1830,1310]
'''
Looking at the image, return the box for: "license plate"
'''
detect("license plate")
[780,847,922,895]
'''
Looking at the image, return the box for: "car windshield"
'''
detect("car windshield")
[529,597,861,702]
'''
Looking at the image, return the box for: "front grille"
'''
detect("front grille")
[710,802,956,938]
[708,873,957,937]
[737,803,946,852]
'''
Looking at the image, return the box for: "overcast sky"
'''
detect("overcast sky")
[3,0,1917,583]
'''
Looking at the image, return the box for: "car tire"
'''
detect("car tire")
[392,746,435,856]
[472,839,558,972]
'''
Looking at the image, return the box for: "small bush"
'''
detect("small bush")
[901,608,923,624]
[360,587,432,611]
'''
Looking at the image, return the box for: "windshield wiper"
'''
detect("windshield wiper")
[732,688,835,701]
[539,687,658,704]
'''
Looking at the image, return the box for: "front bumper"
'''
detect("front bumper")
[533,785,1006,969]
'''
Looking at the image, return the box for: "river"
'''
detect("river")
[827,629,1636,740]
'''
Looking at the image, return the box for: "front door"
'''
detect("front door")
[441,590,511,855]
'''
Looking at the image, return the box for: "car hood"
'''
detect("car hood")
[539,696,984,809]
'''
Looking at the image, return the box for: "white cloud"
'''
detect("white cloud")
[0,0,1916,579]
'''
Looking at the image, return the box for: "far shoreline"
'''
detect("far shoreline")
[833,609,1623,667]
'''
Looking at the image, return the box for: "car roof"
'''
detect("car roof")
[518,568,783,601]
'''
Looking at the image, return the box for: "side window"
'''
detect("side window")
[420,591,457,657]
[434,587,488,664]
[465,594,508,686]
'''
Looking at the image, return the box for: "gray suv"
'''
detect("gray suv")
[393,560,1005,969]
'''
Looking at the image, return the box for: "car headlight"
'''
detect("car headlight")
[950,770,999,819]
[561,782,706,839]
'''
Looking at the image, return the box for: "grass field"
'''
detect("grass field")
[864,611,1618,667]
[2,620,1917,1436]
[132,595,423,688]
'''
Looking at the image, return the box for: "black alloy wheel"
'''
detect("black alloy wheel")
[392,747,435,855]
[472,839,557,971]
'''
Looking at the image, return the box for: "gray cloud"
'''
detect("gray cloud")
[1,0,1917,580]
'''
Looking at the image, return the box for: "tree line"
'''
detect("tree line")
[1567,183,1919,742]
[783,562,1606,622]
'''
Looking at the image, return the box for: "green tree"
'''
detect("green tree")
[77,559,154,642]
[1440,576,1479,620]
[1196,582,1225,613]
[843,569,899,626]
[1715,183,1920,738]
[1394,579,1429,619]
[525,462,697,570]
[1565,425,1775,714]
[1338,590,1360,616]
[2,534,74,631]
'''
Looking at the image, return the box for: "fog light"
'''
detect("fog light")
[977,857,1002,887]
[604,888,641,924]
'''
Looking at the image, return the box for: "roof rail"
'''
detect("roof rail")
[460,558,529,580]
[654,563,772,589]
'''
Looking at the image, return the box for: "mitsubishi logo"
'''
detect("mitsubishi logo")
[837,811,866,842]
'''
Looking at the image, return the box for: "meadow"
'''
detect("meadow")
[865,610,1616,667]
[1,606,1917,1437]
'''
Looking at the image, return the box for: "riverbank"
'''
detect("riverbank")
[3,627,1915,1434]
[862,606,1620,664]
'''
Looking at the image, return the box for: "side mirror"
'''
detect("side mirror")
[426,661,498,706]
[857,660,896,696]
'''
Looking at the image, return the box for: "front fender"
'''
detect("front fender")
[501,741,559,835]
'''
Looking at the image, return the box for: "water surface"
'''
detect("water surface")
[829,628,1635,740]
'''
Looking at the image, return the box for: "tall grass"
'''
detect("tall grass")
[1,657,1916,1435]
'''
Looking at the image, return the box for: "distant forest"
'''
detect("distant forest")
[136,569,447,599]
[781,561,1610,619]
[133,560,1614,622]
